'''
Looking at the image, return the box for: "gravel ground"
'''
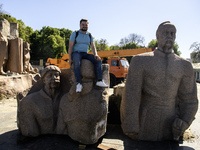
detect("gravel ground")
[0,86,200,150]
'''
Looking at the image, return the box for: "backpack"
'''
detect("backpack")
[74,30,92,45]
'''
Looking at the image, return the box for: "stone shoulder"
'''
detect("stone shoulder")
[174,54,193,72]
[130,51,154,66]
[21,90,41,105]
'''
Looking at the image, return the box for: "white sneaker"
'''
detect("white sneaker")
[76,83,83,93]
[96,81,108,88]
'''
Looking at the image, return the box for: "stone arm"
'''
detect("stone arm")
[56,106,68,135]
[173,63,198,140]
[18,98,40,137]
[120,56,143,139]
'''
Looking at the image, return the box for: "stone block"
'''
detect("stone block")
[0,19,10,38]
[0,41,8,74]
[10,22,18,38]
[7,38,23,73]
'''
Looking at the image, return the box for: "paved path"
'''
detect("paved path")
[0,85,200,150]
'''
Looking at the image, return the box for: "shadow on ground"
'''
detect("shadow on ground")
[0,125,195,150]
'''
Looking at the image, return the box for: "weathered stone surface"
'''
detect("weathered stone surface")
[23,41,38,73]
[6,38,23,74]
[18,66,63,136]
[120,21,198,141]
[0,19,37,76]
[57,60,109,144]
[18,61,109,144]
[0,19,10,38]
[0,74,38,98]
[10,22,18,38]
[0,41,8,75]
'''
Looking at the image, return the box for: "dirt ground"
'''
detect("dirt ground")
[0,86,200,150]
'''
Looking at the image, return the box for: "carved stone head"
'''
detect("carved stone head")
[156,21,176,52]
[41,65,61,89]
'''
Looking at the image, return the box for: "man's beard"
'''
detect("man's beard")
[81,28,87,31]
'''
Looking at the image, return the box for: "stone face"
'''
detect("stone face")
[120,22,198,141]
[18,62,109,144]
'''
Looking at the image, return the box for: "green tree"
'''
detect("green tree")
[30,26,68,60]
[29,30,41,60]
[190,42,200,63]
[122,42,140,49]
[59,28,72,51]
[147,39,158,49]
[109,45,121,50]
[95,39,109,51]
[173,42,181,56]
[0,13,33,42]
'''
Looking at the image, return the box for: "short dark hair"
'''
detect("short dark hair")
[80,19,88,24]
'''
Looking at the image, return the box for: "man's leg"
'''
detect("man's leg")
[82,53,102,81]
[82,53,108,88]
[72,52,83,92]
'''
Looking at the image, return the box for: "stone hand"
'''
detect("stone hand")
[172,118,189,141]
[125,132,139,140]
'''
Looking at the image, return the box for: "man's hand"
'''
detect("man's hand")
[94,55,101,61]
[69,59,73,68]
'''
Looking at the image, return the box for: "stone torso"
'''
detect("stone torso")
[120,49,196,141]
[19,89,60,136]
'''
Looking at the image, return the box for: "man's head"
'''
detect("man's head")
[41,65,61,89]
[80,19,89,32]
[156,21,176,52]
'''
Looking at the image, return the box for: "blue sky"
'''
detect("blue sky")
[1,0,200,59]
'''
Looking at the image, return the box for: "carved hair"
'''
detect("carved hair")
[156,21,176,39]
[41,65,61,79]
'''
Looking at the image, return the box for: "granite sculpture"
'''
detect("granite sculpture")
[0,32,8,75]
[18,61,109,144]
[23,41,38,74]
[18,65,62,136]
[120,21,198,141]
[57,60,109,144]
[0,18,37,75]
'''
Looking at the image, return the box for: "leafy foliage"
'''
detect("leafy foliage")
[95,39,109,51]
[29,26,70,60]
[190,42,200,63]
[122,42,141,49]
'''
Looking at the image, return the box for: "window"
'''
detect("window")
[120,59,129,67]
[111,60,117,66]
